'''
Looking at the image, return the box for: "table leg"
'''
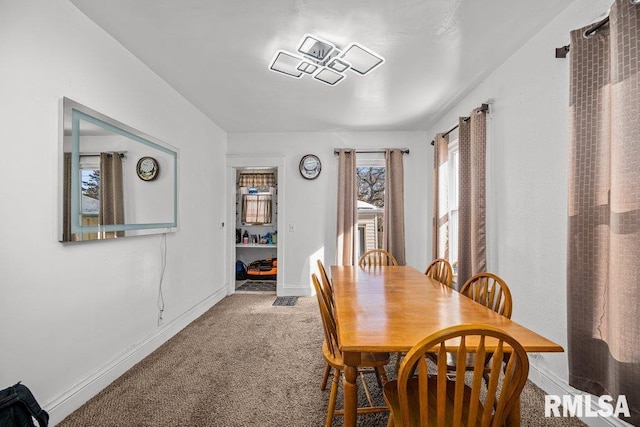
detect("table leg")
[342,352,361,427]
[505,396,521,427]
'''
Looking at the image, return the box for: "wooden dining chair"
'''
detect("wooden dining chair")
[460,272,513,319]
[383,324,530,427]
[359,249,399,268]
[455,272,513,382]
[312,274,390,427]
[316,260,335,390]
[424,258,454,287]
[316,260,334,312]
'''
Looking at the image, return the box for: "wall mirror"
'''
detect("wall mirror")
[59,98,178,242]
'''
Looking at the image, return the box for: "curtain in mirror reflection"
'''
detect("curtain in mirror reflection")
[62,152,125,241]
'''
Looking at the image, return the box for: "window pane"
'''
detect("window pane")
[448,144,459,273]
[242,194,272,224]
[358,225,366,259]
[438,223,448,259]
[438,161,449,217]
[357,166,385,208]
[357,166,385,253]
[81,168,100,215]
[450,210,458,273]
[451,151,459,209]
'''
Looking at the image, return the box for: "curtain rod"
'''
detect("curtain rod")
[333,149,410,155]
[555,12,614,58]
[556,0,640,57]
[430,103,490,146]
[79,151,127,157]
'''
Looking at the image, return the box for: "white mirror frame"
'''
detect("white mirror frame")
[59,98,179,242]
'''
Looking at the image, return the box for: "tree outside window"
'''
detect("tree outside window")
[356,166,385,258]
[79,158,100,240]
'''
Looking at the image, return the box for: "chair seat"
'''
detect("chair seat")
[384,376,485,426]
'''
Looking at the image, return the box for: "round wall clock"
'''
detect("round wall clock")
[136,156,159,181]
[299,154,321,180]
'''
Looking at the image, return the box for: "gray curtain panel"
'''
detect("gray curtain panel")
[383,149,406,265]
[99,152,125,239]
[432,133,449,261]
[336,149,357,266]
[567,0,640,423]
[457,110,487,288]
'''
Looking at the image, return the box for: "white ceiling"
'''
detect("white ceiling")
[69,0,573,133]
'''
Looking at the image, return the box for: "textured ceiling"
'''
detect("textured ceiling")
[70,0,573,132]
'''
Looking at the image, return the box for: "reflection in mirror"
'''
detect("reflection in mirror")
[60,98,178,242]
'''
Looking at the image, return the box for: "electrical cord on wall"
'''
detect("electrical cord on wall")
[157,233,167,326]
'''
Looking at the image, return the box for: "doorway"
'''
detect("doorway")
[226,156,285,296]
[234,167,277,294]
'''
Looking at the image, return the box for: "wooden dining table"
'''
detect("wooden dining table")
[330,265,564,427]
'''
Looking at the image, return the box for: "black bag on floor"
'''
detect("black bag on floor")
[0,382,49,427]
[235,260,247,280]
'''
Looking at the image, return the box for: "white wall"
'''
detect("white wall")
[425,0,615,416]
[0,1,227,423]
[227,131,430,295]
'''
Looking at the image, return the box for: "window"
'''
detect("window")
[356,160,385,258]
[447,141,459,275]
[81,168,99,212]
[80,156,100,239]
[435,139,459,275]
[241,193,273,225]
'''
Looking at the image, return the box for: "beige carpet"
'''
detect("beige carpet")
[59,294,585,426]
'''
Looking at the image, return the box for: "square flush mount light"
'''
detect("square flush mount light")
[297,34,335,61]
[314,68,345,86]
[268,34,383,86]
[327,58,350,73]
[297,61,318,74]
[339,42,384,75]
[269,50,304,78]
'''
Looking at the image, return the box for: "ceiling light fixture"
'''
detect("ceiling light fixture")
[297,34,335,61]
[314,68,345,86]
[268,34,384,86]
[297,61,318,74]
[269,50,305,78]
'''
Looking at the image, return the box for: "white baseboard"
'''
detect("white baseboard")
[277,284,312,297]
[529,359,633,427]
[46,287,227,425]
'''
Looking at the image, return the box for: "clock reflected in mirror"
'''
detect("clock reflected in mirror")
[137,156,159,181]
